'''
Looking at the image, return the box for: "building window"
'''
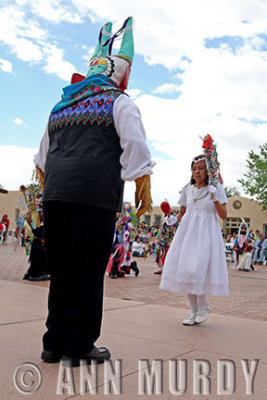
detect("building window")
[233,200,242,210]
[15,208,20,221]
[144,215,151,226]
[154,215,161,226]
[225,217,250,234]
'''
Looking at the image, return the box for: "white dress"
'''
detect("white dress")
[160,183,228,296]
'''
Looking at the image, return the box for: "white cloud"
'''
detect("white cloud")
[12,37,43,63]
[71,0,267,69]
[126,89,141,100]
[0,4,76,79]
[153,83,181,95]
[82,46,95,60]
[0,6,45,64]
[30,0,82,23]
[13,118,26,126]
[15,0,82,23]
[42,43,76,81]
[0,57,12,72]
[0,6,46,44]
[0,146,37,190]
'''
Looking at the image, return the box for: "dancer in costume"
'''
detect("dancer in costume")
[160,135,228,325]
[34,17,155,365]
[237,240,254,272]
[107,226,139,278]
[233,221,254,271]
[1,214,10,244]
[0,219,6,242]
[116,202,139,276]
[22,217,49,281]
[154,202,178,275]
[107,221,127,279]
[232,222,246,269]
[19,185,49,280]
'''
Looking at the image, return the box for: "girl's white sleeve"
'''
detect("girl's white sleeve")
[178,184,188,207]
[216,184,228,204]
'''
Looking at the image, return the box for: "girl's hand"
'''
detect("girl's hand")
[209,185,217,201]
[177,213,183,223]
[177,205,186,222]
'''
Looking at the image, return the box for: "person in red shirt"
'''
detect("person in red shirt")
[0,219,6,241]
[238,239,254,271]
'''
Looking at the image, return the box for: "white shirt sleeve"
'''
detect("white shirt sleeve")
[33,122,50,172]
[113,95,156,181]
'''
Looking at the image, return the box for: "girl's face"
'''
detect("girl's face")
[192,160,207,186]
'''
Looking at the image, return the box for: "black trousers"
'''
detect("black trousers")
[42,201,116,357]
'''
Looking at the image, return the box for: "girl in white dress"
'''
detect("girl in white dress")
[160,154,228,325]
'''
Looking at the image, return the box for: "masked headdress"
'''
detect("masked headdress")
[50,17,134,116]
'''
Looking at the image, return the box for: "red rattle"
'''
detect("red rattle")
[160,201,171,216]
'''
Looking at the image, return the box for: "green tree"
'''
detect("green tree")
[224,186,241,198]
[130,211,139,227]
[238,143,267,211]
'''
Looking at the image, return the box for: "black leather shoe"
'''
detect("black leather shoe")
[120,265,130,275]
[130,261,139,277]
[41,350,61,363]
[110,273,118,279]
[61,346,111,367]
[29,275,50,281]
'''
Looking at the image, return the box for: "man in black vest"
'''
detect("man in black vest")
[34,17,155,365]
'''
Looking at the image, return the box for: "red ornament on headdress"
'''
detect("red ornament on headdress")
[160,201,171,216]
[201,134,214,151]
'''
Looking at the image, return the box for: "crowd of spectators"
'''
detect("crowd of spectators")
[2,209,267,277]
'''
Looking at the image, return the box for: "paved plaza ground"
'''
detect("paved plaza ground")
[1,239,267,399]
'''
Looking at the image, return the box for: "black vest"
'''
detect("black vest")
[43,90,124,211]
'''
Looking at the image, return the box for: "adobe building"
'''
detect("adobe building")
[1,190,267,237]
[0,190,22,232]
[222,196,267,237]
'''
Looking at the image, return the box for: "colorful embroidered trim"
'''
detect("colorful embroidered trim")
[49,90,121,132]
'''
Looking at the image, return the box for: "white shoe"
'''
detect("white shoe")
[182,314,196,326]
[195,310,209,324]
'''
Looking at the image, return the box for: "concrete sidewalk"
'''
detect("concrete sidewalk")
[0,242,267,399]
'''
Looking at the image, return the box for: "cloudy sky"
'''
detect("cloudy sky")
[0,0,266,205]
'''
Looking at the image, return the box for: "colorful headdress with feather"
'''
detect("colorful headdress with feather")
[19,184,42,228]
[71,17,134,92]
[50,17,134,115]
[199,134,223,186]
[238,219,249,247]
[87,17,134,91]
